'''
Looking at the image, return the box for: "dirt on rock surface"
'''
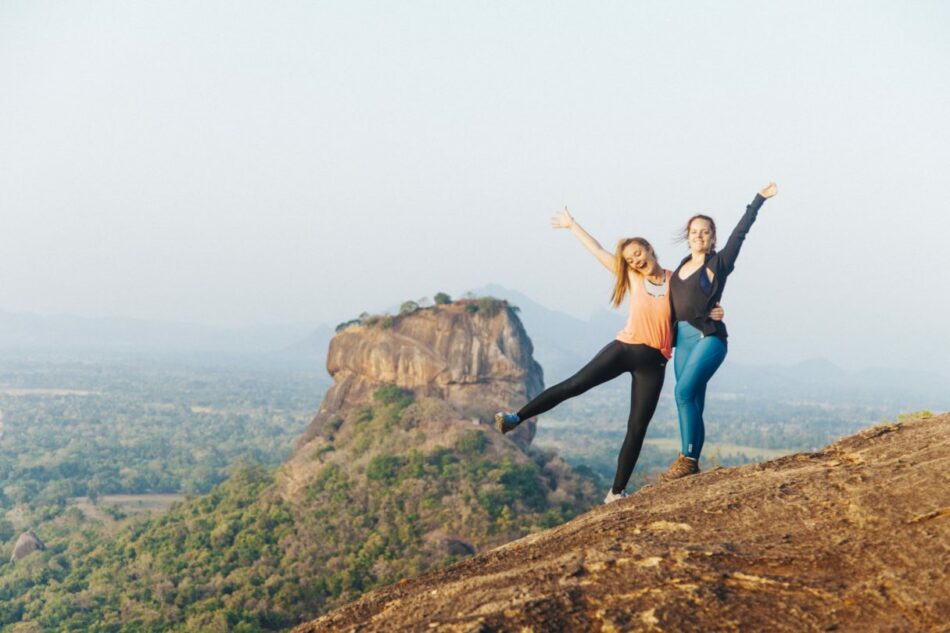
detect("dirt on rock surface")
[295,413,950,632]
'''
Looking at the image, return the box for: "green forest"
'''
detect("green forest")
[0,366,597,632]
[0,353,905,632]
[0,358,324,509]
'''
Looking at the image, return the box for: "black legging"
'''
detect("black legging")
[517,340,667,494]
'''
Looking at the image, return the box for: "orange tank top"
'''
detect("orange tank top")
[615,269,673,359]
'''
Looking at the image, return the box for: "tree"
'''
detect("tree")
[0,518,15,542]
[433,292,451,305]
[455,431,487,455]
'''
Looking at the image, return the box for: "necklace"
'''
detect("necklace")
[643,275,668,298]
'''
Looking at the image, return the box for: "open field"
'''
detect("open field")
[68,494,189,527]
[0,388,97,396]
[74,493,188,512]
[642,437,792,460]
[0,358,329,512]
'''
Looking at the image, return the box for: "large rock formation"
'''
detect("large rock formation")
[296,301,544,451]
[248,299,601,622]
[295,413,950,632]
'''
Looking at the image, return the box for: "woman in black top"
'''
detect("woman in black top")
[663,182,778,480]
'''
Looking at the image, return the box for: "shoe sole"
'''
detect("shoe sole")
[660,468,700,483]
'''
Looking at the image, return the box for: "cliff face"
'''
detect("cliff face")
[296,413,950,633]
[297,302,544,451]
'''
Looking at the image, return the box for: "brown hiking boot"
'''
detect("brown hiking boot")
[661,454,700,481]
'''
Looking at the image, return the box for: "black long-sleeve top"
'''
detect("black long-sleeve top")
[670,193,766,342]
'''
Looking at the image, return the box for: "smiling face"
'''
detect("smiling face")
[687,217,715,255]
[622,241,658,275]
[611,237,660,307]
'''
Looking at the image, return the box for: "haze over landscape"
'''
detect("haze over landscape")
[2,1,949,374]
[2,3,949,631]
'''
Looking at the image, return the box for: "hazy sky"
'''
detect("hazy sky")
[2,1,949,372]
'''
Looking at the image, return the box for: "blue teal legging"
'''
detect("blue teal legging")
[674,322,727,459]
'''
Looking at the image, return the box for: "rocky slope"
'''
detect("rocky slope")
[296,413,950,632]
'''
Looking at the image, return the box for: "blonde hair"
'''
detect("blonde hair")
[610,237,656,308]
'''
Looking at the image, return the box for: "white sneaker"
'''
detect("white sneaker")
[603,490,627,504]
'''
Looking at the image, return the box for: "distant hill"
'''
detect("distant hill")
[297,413,950,632]
[6,289,946,410]
[279,324,334,358]
[712,357,950,408]
[0,309,319,364]
[472,283,619,384]
[471,284,950,411]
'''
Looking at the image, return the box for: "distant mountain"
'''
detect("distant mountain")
[471,285,950,410]
[471,284,623,383]
[280,324,335,359]
[5,292,946,411]
[712,358,950,409]
[0,310,317,358]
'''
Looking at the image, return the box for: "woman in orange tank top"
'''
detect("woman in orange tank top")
[495,208,723,504]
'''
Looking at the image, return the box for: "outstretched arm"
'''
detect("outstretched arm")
[552,207,616,273]
[718,182,778,274]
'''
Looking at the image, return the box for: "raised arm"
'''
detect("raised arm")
[718,182,778,274]
[551,207,616,273]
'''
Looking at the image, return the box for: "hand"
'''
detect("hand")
[759,182,778,199]
[551,207,575,229]
[708,303,725,321]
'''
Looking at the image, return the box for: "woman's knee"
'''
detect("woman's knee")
[674,381,695,405]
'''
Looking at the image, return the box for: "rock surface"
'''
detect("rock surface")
[296,302,544,451]
[295,413,950,632]
[10,529,46,563]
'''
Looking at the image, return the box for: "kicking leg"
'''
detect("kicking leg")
[516,340,628,420]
